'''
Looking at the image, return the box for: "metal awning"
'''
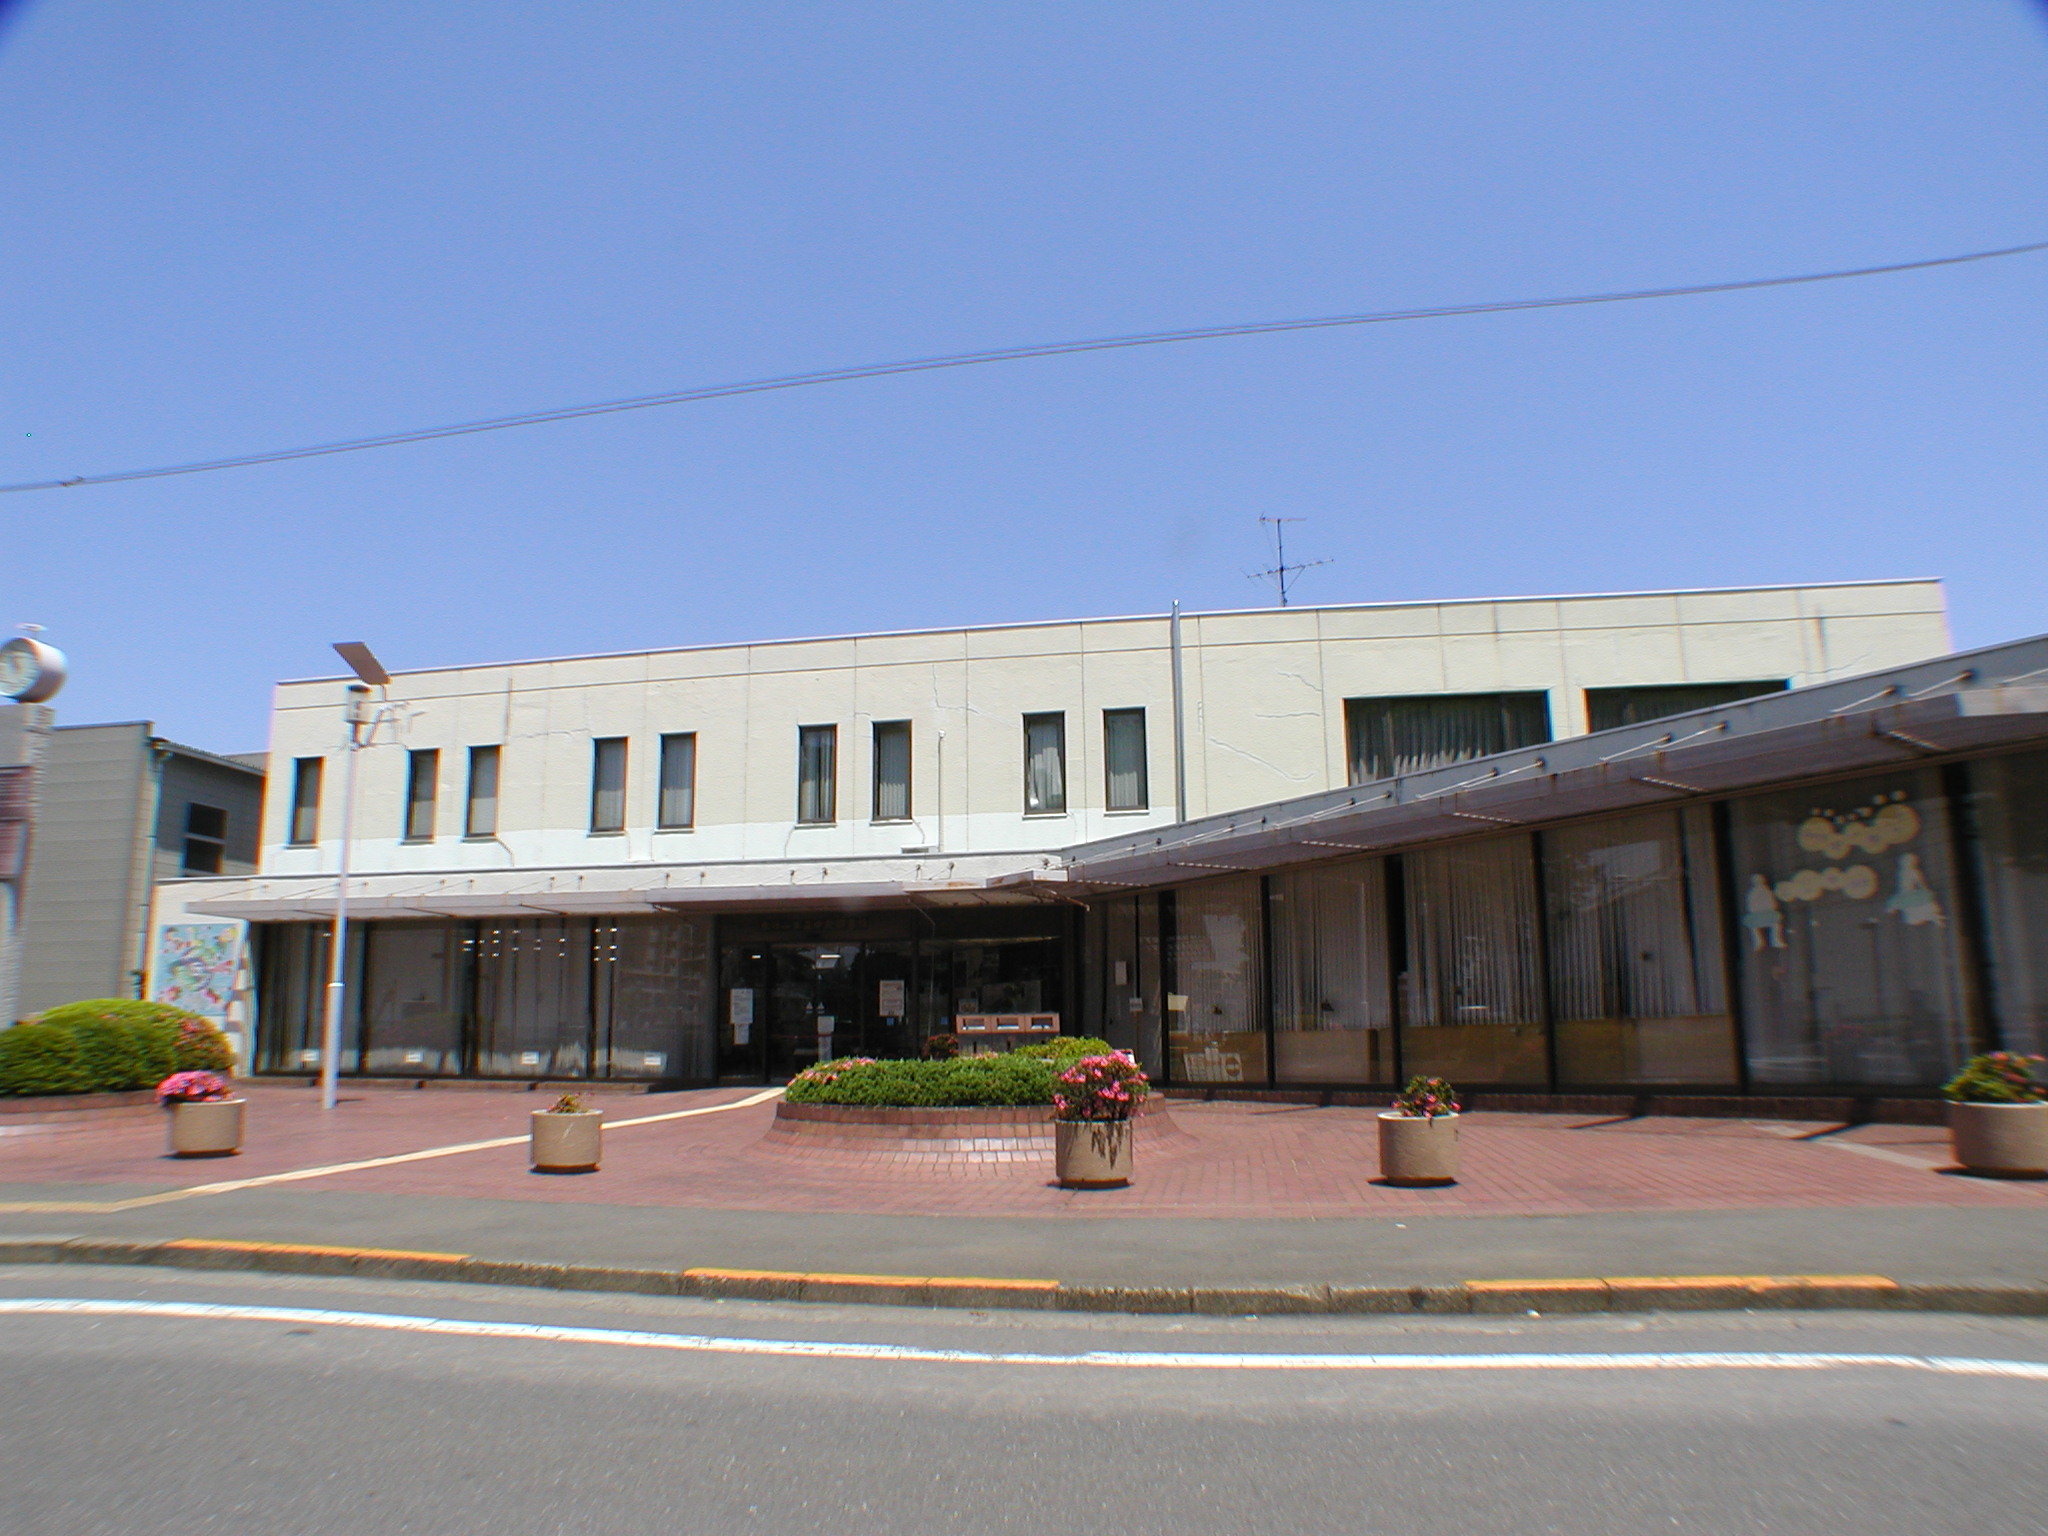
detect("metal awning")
[1060,641,2048,890]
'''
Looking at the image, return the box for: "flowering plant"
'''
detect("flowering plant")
[157,1070,233,1107]
[788,1057,878,1093]
[545,1093,591,1114]
[1943,1053,2048,1105]
[1392,1075,1460,1118]
[1052,1051,1149,1123]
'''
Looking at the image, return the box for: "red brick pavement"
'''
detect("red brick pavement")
[3,1083,2045,1220]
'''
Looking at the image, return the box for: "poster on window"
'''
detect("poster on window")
[153,923,242,1021]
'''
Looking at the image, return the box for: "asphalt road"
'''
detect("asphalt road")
[4,1266,2047,1535]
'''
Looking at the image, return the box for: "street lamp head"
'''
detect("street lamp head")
[344,682,373,728]
[333,641,392,687]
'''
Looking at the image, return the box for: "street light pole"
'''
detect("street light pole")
[318,683,372,1111]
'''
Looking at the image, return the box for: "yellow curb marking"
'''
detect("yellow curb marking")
[0,1086,784,1214]
[161,1238,470,1264]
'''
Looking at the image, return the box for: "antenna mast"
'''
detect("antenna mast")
[1248,517,1333,607]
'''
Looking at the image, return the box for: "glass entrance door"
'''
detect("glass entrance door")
[717,941,917,1081]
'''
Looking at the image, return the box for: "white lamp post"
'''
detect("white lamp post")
[320,643,391,1111]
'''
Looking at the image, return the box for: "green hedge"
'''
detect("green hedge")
[786,1052,1058,1108]
[0,1000,235,1098]
[1007,1035,1113,1064]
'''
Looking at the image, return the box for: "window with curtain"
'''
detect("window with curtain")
[404,749,439,841]
[1543,808,1735,1086]
[1103,708,1148,811]
[1584,680,1786,733]
[361,921,467,1075]
[1024,713,1066,814]
[1400,836,1548,1083]
[590,738,628,833]
[1269,861,1391,1083]
[465,745,500,838]
[472,917,592,1077]
[658,733,696,829]
[1729,770,1971,1087]
[797,725,837,824]
[289,757,322,845]
[1965,750,2048,1058]
[872,721,911,821]
[1167,877,1267,1086]
[1345,693,1552,784]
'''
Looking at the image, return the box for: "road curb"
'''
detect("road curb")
[2,1238,2044,1317]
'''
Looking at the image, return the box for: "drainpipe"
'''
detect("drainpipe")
[1170,602,1188,824]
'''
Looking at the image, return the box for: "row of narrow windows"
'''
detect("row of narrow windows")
[283,681,1784,846]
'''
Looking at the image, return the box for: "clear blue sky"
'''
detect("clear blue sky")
[5,2,2046,751]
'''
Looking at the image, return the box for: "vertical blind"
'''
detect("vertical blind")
[590,738,627,832]
[1104,708,1147,811]
[1402,836,1543,1028]
[1584,681,1786,733]
[1345,693,1552,784]
[1544,809,1722,1024]
[404,749,438,841]
[872,721,911,821]
[658,733,696,829]
[1024,713,1066,813]
[465,745,500,838]
[797,725,837,823]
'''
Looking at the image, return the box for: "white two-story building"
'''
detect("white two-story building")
[154,579,1952,1086]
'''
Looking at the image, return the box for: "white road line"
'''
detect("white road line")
[0,1087,786,1214]
[4,1298,2048,1379]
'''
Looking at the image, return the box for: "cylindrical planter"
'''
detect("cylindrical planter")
[531,1109,603,1173]
[1948,1101,2048,1178]
[1055,1118,1133,1189]
[1378,1111,1459,1186]
[167,1098,245,1158]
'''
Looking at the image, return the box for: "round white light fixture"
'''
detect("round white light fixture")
[0,636,65,703]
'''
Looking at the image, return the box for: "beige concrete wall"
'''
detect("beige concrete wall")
[254,581,1950,877]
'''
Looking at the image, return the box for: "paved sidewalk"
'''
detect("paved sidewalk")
[1,1083,2044,1289]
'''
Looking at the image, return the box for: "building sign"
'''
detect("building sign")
[729,987,753,1045]
[877,979,905,1017]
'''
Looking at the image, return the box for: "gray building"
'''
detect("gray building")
[13,722,264,1017]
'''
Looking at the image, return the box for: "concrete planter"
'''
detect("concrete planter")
[1378,1111,1459,1186]
[167,1098,245,1158]
[1948,1101,2048,1178]
[531,1109,603,1173]
[1055,1119,1132,1188]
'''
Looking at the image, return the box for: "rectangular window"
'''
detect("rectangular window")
[1585,680,1788,733]
[872,721,911,821]
[404,749,439,841]
[1728,770,1970,1088]
[465,745,500,838]
[1543,808,1735,1087]
[1966,750,2048,1058]
[658,732,697,829]
[797,725,837,824]
[1270,861,1391,1084]
[1023,712,1067,814]
[1344,692,1552,785]
[1103,708,1148,811]
[1400,836,1548,1085]
[289,757,323,845]
[181,803,227,876]
[590,738,628,833]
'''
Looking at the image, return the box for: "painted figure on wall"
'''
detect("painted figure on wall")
[153,923,242,1019]
[1887,852,1947,928]
[1742,873,1786,950]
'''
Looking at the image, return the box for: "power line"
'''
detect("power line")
[7,236,2045,496]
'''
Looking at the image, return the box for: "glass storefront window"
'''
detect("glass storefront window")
[254,922,362,1075]
[1270,861,1391,1084]
[473,918,593,1078]
[595,914,711,1079]
[1097,894,1164,1075]
[1729,770,1972,1087]
[1168,877,1267,1085]
[1400,836,1547,1084]
[1962,751,2048,1058]
[1545,808,1736,1086]
[360,922,465,1075]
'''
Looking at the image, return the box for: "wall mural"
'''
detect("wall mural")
[153,923,243,1020]
[1741,790,1944,952]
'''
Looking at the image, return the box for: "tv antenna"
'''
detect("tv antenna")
[1247,517,1332,607]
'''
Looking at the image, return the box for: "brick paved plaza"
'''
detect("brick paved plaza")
[5,1083,2045,1222]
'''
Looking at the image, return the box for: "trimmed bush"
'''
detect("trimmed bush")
[0,1000,234,1097]
[0,1022,93,1097]
[786,1053,1058,1108]
[1010,1035,1114,1064]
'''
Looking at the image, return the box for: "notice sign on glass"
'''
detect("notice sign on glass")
[730,988,754,1046]
[878,979,906,1017]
